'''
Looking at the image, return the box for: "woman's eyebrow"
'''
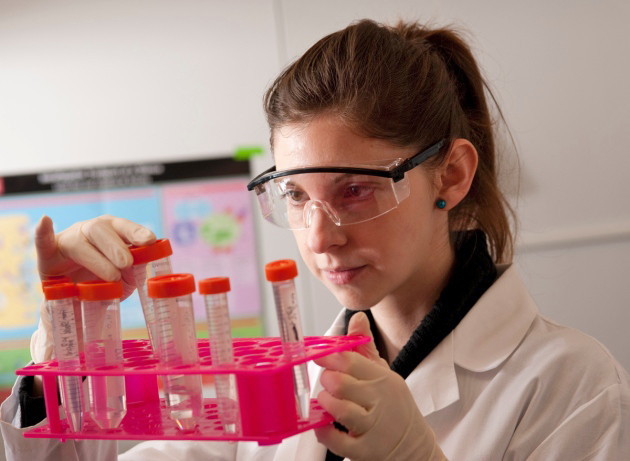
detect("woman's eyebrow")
[331,173,352,185]
[281,172,372,189]
[333,173,379,184]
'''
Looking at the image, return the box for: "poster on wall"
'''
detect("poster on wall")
[0,156,263,393]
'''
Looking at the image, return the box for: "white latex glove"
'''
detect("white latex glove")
[313,312,448,461]
[30,214,155,364]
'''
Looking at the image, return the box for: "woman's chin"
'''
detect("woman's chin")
[327,286,381,311]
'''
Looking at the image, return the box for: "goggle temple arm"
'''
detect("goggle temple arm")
[390,139,448,182]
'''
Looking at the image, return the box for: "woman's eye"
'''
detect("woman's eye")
[284,189,307,203]
[343,185,374,199]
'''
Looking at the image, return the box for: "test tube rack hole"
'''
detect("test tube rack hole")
[16,335,370,445]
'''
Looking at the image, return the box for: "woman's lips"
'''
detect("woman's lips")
[322,266,366,285]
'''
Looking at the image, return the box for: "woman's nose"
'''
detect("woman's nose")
[304,202,347,254]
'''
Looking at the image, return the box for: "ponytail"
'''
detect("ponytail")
[403,24,516,262]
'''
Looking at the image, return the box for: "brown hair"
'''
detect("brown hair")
[263,19,516,263]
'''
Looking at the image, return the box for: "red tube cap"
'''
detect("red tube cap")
[265,259,298,282]
[147,273,195,299]
[198,277,231,295]
[129,238,173,265]
[76,280,124,301]
[43,283,78,301]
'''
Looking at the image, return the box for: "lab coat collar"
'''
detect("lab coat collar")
[326,264,538,417]
[452,264,538,372]
[410,264,538,415]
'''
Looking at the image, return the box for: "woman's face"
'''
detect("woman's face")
[272,115,451,311]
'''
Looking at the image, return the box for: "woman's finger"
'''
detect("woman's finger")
[317,389,373,436]
[347,312,384,363]
[319,369,379,409]
[315,350,386,381]
[60,234,123,281]
[34,215,57,260]
[80,218,134,269]
[106,216,156,246]
[314,422,360,459]
[35,215,76,277]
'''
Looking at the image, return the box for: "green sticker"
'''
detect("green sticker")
[233,146,264,161]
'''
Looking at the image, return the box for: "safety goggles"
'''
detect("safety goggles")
[247,139,447,230]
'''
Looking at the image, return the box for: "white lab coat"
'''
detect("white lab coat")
[2,265,629,460]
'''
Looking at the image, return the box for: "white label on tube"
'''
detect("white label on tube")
[50,299,80,364]
[273,282,303,344]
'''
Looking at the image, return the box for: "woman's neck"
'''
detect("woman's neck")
[370,241,455,365]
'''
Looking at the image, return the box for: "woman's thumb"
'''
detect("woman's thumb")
[35,215,57,259]
[348,311,383,363]
[35,215,69,280]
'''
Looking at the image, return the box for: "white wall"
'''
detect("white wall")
[0,0,278,171]
[1,0,628,372]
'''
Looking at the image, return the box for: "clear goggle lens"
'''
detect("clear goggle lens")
[252,171,410,229]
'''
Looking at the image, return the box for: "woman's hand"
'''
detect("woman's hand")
[313,312,447,461]
[35,214,155,286]
[30,215,155,364]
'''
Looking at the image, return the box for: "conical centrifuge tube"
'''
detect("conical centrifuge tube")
[129,238,173,353]
[43,282,84,432]
[265,260,311,420]
[148,273,203,432]
[77,280,127,430]
[199,277,239,433]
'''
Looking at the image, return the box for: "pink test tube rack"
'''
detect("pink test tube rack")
[16,335,370,445]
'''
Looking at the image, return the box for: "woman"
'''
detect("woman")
[2,19,628,461]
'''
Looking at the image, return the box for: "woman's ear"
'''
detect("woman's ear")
[435,138,478,210]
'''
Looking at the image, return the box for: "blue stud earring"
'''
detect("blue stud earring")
[436,199,446,209]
